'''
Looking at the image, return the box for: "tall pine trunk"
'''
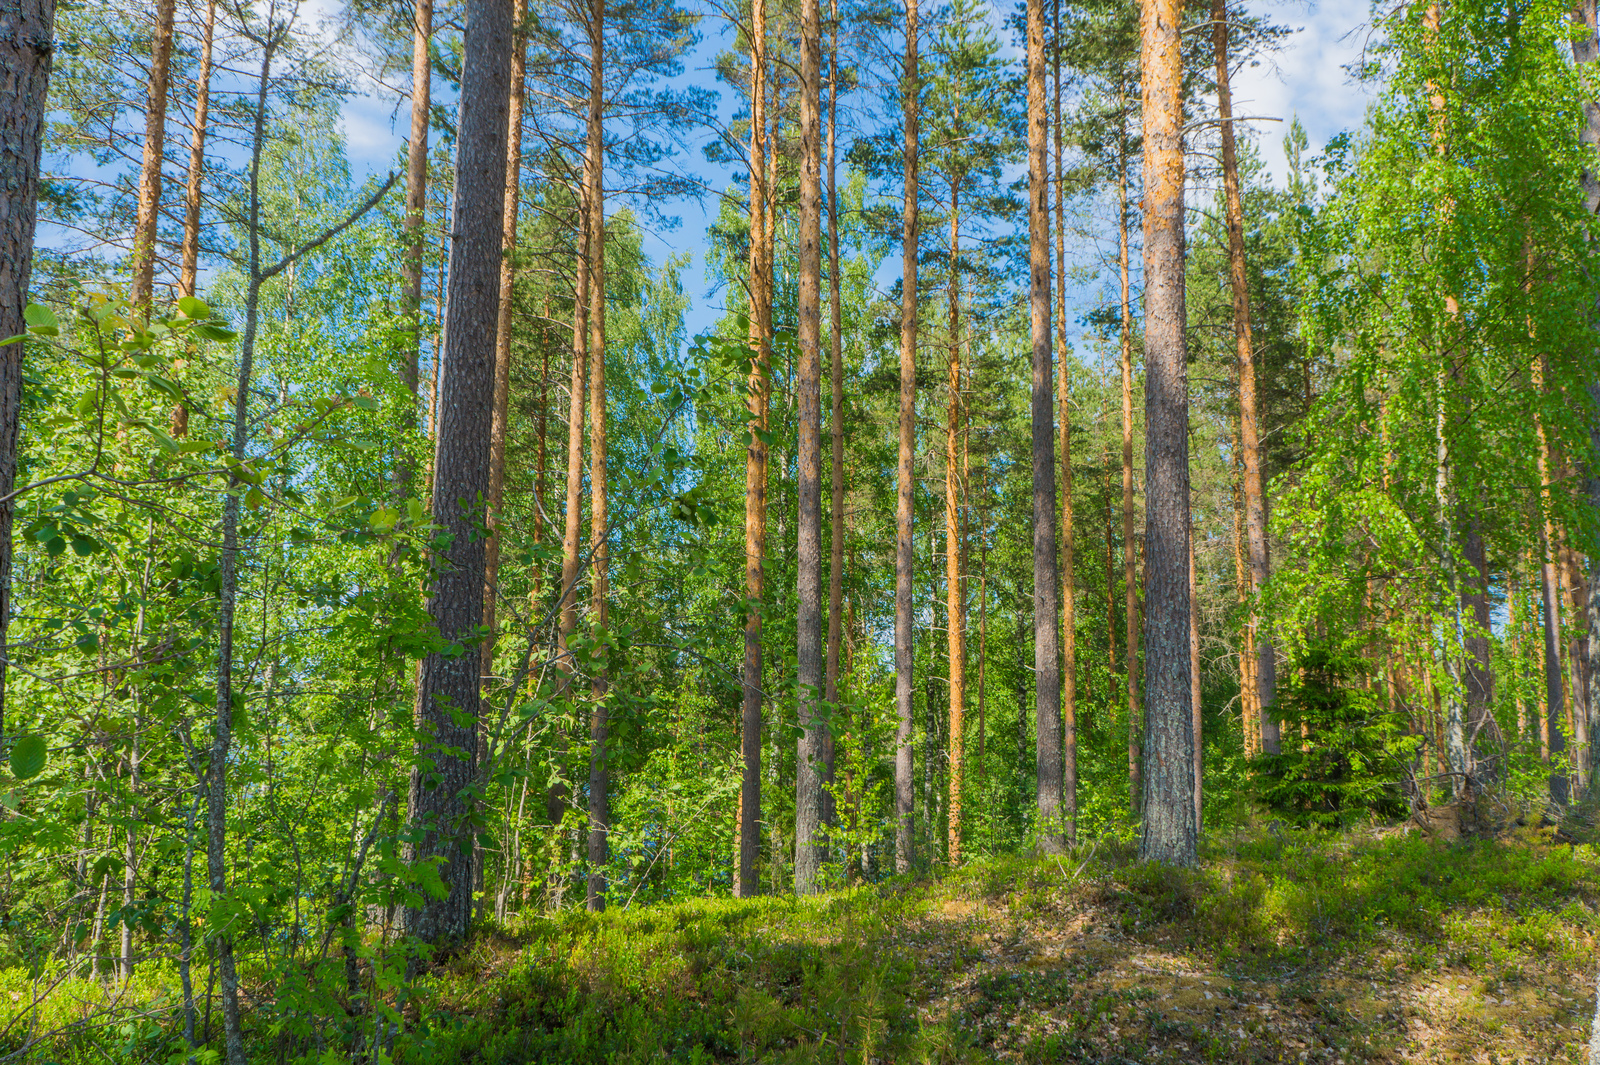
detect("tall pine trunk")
[1052,0,1076,840]
[824,0,845,832]
[178,0,215,299]
[944,184,966,865]
[1138,0,1197,866]
[585,0,610,911]
[1213,0,1275,755]
[402,0,433,398]
[1027,0,1063,855]
[894,0,919,875]
[407,0,513,941]
[793,0,826,894]
[1117,118,1140,806]
[737,0,770,898]
[0,0,56,741]
[130,0,177,313]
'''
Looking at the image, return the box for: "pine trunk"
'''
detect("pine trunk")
[1028,0,1063,855]
[402,0,433,397]
[1117,126,1140,807]
[178,0,215,299]
[945,185,965,865]
[585,0,610,911]
[1214,0,1275,757]
[407,0,513,942]
[895,0,919,875]
[130,0,177,313]
[824,0,844,833]
[1138,0,1197,866]
[0,0,56,743]
[1052,0,1076,840]
[737,0,769,897]
[793,0,826,894]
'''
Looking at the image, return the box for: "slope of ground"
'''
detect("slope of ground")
[402,823,1600,1064]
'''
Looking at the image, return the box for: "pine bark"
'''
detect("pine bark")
[483,0,527,726]
[793,0,826,894]
[945,185,965,865]
[1052,0,1076,840]
[824,0,845,832]
[178,0,215,299]
[1117,121,1140,806]
[1028,0,1063,855]
[130,0,177,314]
[894,0,919,875]
[1214,0,1276,757]
[402,0,433,398]
[0,0,55,743]
[737,0,770,898]
[1137,0,1197,866]
[407,0,513,942]
[585,0,610,911]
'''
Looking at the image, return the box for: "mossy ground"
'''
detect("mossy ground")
[400,823,1600,1064]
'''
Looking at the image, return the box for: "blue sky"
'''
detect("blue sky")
[332,0,1377,347]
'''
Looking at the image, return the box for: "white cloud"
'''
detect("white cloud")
[1230,0,1379,185]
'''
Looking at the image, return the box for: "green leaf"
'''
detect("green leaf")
[244,487,266,511]
[23,304,58,336]
[145,376,184,400]
[352,395,379,411]
[177,296,210,320]
[10,734,46,780]
[70,535,98,557]
[194,322,237,342]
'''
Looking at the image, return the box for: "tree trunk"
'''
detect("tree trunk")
[0,0,55,743]
[1052,0,1076,842]
[1214,0,1275,757]
[895,0,919,876]
[130,0,177,314]
[1117,118,1140,807]
[1462,520,1498,776]
[483,0,526,754]
[1138,0,1197,866]
[549,179,590,884]
[793,0,825,894]
[1578,0,1600,798]
[402,0,433,397]
[407,0,513,943]
[1535,353,1568,805]
[944,183,965,865]
[1190,512,1202,830]
[737,0,769,899]
[178,0,215,300]
[585,0,610,912]
[824,0,844,833]
[1028,0,1063,856]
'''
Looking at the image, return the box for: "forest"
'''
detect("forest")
[0,0,1597,1060]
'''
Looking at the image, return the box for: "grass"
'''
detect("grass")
[4,819,1596,1063]
[396,821,1600,1065]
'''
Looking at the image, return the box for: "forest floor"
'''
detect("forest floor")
[409,817,1600,1065]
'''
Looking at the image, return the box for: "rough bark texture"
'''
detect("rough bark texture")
[793,0,825,894]
[1190,514,1201,829]
[1214,0,1275,757]
[1462,521,1499,774]
[178,0,215,298]
[737,0,769,898]
[402,0,433,398]
[130,0,177,313]
[1117,130,1140,806]
[895,0,919,875]
[1568,0,1593,786]
[824,0,844,833]
[1535,353,1568,806]
[0,0,55,743]
[585,0,609,912]
[407,0,513,943]
[1138,0,1197,867]
[1028,0,1064,855]
[1052,0,1076,841]
[482,0,526,718]
[945,187,965,865]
